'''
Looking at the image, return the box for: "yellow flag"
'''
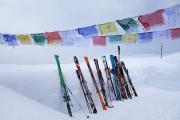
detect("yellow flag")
[16,34,32,44]
[98,22,118,35]
[122,34,137,43]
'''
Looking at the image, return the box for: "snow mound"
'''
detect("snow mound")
[0,85,73,120]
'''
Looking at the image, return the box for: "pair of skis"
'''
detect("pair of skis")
[55,55,89,118]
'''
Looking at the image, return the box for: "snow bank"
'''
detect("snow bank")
[0,52,180,119]
[0,85,73,120]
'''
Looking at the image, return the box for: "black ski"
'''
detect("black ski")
[121,61,138,97]
[74,56,97,114]
[94,58,109,107]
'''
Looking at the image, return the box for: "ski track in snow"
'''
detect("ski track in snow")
[0,52,180,120]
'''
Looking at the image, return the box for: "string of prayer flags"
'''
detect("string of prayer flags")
[3,34,18,46]
[98,22,118,35]
[138,9,164,30]
[77,25,99,37]
[170,28,180,39]
[108,35,122,44]
[92,36,106,45]
[31,33,46,45]
[138,32,153,43]
[16,34,32,44]
[164,4,180,27]
[122,34,137,43]
[116,18,139,33]
[45,32,61,44]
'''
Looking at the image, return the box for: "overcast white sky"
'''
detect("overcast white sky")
[0,0,179,34]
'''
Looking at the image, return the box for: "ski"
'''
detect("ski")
[54,55,73,117]
[110,55,122,100]
[121,61,138,97]
[74,56,97,114]
[94,58,109,107]
[84,56,106,110]
[117,46,132,99]
[114,56,132,99]
[101,56,117,101]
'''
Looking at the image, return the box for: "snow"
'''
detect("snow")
[0,0,180,120]
[0,52,180,120]
[0,85,73,120]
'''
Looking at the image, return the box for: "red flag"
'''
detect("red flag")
[138,9,164,30]
[170,28,180,39]
[45,32,61,44]
[92,36,106,45]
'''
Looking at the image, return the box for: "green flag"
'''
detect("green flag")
[31,33,46,45]
[117,18,138,33]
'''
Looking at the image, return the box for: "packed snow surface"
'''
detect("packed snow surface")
[0,52,180,120]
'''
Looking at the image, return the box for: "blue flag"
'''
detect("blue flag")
[108,35,122,44]
[138,32,153,43]
[77,25,99,37]
[0,33,4,44]
[3,34,18,46]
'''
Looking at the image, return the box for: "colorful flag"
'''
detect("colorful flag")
[138,32,153,43]
[77,25,99,37]
[108,35,122,44]
[59,30,78,46]
[31,33,46,45]
[0,33,4,44]
[92,36,106,45]
[75,37,90,47]
[3,34,18,46]
[45,32,61,44]
[122,34,137,43]
[170,28,180,39]
[98,22,118,35]
[164,4,180,27]
[16,34,32,44]
[153,30,169,40]
[117,18,139,33]
[138,9,164,30]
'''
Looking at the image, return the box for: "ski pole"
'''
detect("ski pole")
[67,87,90,118]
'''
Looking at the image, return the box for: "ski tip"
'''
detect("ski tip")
[94,58,98,62]
[54,54,59,57]
[74,56,78,61]
[84,56,89,63]
[118,46,120,50]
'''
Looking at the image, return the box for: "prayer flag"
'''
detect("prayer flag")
[16,34,32,44]
[108,35,122,44]
[75,37,90,47]
[153,30,169,40]
[0,33,4,44]
[31,33,46,45]
[77,25,99,37]
[117,18,139,33]
[98,22,118,35]
[122,34,137,43]
[92,36,106,45]
[3,34,18,46]
[138,32,153,43]
[170,28,180,39]
[164,4,180,27]
[138,9,164,30]
[45,32,61,44]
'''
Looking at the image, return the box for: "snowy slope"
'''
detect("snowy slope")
[0,52,180,120]
[0,85,73,120]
